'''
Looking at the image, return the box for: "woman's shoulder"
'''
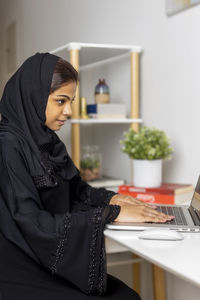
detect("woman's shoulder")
[0,131,30,171]
[0,131,23,152]
[0,131,18,140]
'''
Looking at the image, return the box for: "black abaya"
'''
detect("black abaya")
[0,131,140,299]
[0,233,140,300]
[0,52,140,299]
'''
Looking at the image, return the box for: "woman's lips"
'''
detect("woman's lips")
[56,120,66,125]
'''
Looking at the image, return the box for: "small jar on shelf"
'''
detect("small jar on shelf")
[80,145,102,181]
[95,79,110,104]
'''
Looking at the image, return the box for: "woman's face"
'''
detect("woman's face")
[45,81,77,131]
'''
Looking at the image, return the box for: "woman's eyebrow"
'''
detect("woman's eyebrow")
[56,94,75,101]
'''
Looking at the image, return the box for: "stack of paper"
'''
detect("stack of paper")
[87,103,127,119]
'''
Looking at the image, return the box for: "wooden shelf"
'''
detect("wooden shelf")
[70,118,143,124]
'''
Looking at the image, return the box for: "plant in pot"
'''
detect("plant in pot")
[80,157,101,181]
[80,145,102,181]
[120,126,173,187]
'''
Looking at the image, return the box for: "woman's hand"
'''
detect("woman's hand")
[110,194,174,223]
[114,204,174,223]
[110,194,156,208]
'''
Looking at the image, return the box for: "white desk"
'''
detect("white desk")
[104,229,200,299]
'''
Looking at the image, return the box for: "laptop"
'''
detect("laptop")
[106,176,200,232]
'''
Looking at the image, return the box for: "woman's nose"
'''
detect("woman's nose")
[63,102,72,116]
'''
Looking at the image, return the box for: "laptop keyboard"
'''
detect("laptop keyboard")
[156,206,188,226]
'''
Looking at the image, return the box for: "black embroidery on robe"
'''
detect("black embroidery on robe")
[87,205,120,295]
[51,213,71,274]
[32,152,58,189]
[87,207,104,294]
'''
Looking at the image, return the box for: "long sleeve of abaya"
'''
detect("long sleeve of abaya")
[69,173,117,207]
[0,133,120,295]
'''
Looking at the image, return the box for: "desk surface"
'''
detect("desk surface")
[104,229,200,288]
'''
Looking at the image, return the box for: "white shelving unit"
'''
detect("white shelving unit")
[50,42,142,171]
[50,42,142,66]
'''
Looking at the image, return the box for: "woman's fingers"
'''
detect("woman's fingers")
[111,194,157,210]
[142,206,174,223]
[131,198,157,209]
[135,200,157,209]
[114,202,175,223]
[116,195,157,209]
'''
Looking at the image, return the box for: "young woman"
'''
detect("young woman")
[0,53,173,300]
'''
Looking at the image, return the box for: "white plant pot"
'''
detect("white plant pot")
[132,159,162,188]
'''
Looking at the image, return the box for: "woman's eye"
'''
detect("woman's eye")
[56,99,65,105]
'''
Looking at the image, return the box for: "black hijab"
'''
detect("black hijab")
[0,53,77,187]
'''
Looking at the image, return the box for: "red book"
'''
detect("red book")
[118,191,175,204]
[118,183,193,195]
[118,183,194,205]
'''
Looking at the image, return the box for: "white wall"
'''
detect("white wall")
[1,0,200,299]
[1,0,200,185]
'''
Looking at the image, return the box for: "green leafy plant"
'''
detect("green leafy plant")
[80,157,100,170]
[120,126,173,160]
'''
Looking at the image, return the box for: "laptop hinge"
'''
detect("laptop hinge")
[189,207,200,226]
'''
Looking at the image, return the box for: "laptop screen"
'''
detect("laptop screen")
[191,176,200,210]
